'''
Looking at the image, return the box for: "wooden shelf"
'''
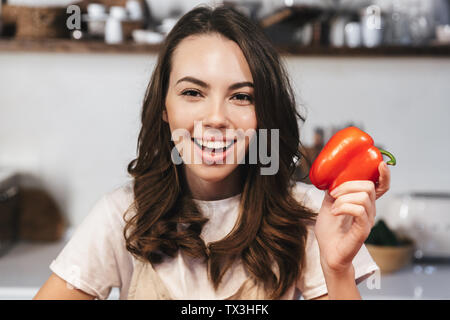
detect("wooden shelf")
[0,38,161,54]
[277,44,450,57]
[0,38,449,57]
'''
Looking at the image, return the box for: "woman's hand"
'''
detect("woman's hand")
[314,161,391,276]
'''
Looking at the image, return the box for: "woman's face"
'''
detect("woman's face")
[164,33,257,184]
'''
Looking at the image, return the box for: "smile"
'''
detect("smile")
[191,138,236,153]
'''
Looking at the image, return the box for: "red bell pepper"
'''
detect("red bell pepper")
[309,126,396,192]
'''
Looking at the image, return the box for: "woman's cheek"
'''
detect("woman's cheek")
[230,107,257,130]
[167,102,197,130]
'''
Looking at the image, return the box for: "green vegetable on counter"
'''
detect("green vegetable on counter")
[365,219,403,247]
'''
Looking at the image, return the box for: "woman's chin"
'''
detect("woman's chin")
[187,163,238,183]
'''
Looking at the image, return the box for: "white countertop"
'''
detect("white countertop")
[1,238,449,300]
[0,235,119,300]
[358,261,450,299]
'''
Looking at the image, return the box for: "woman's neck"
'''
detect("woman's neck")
[183,166,243,201]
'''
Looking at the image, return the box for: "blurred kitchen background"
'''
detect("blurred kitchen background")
[1,0,450,300]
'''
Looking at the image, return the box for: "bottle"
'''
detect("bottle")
[105,7,127,44]
[105,17,123,44]
[360,5,384,47]
[0,0,3,37]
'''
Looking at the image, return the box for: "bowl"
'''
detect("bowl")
[366,241,415,274]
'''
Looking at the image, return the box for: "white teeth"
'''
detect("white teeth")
[194,138,234,150]
[209,141,225,149]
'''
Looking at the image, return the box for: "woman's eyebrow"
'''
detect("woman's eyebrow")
[176,76,254,90]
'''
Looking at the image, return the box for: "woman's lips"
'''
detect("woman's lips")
[191,137,236,164]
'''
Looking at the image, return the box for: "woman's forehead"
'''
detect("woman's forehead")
[170,34,253,86]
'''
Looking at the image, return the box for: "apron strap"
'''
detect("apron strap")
[128,258,173,300]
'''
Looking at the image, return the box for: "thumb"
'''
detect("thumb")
[321,190,335,209]
[376,161,391,199]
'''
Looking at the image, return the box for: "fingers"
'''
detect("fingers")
[328,162,391,201]
[331,202,373,238]
[330,180,376,203]
[322,190,335,206]
[331,192,376,227]
[376,161,391,200]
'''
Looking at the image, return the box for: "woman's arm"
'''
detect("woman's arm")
[321,265,361,300]
[309,267,360,300]
[314,162,391,300]
[33,273,96,300]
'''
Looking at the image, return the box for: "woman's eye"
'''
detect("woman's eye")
[181,90,202,98]
[233,93,253,104]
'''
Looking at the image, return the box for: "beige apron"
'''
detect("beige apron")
[127,257,272,300]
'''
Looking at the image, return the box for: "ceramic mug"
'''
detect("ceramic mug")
[345,22,362,48]
[105,17,123,44]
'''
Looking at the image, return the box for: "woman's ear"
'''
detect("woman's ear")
[162,109,168,123]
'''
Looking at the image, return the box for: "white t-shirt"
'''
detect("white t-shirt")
[49,181,379,300]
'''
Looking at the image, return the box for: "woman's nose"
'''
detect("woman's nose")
[202,99,229,129]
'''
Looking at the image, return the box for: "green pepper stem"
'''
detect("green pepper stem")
[379,149,396,166]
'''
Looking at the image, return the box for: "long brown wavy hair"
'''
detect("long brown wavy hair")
[123,5,317,299]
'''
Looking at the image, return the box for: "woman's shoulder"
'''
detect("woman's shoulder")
[291,181,325,214]
[69,180,136,238]
[49,181,136,300]
[104,179,135,206]
[76,180,136,239]
[102,180,136,224]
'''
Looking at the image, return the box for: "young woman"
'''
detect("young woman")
[35,5,390,300]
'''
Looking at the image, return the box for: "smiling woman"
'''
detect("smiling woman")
[34,4,383,301]
[163,33,258,183]
[123,5,318,300]
[171,75,256,168]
